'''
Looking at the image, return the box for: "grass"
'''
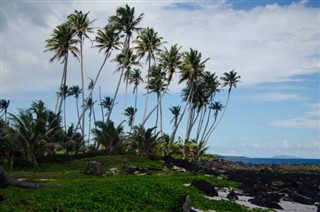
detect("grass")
[0,155,266,211]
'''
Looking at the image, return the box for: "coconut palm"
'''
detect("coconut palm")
[124,107,136,131]
[107,4,143,122]
[147,65,167,134]
[202,101,224,143]
[67,85,82,124]
[128,68,143,127]
[0,99,10,122]
[67,10,95,141]
[134,27,165,123]
[210,70,241,134]
[158,44,182,84]
[86,97,97,147]
[8,101,62,167]
[92,120,124,153]
[128,125,160,156]
[100,96,114,119]
[170,48,209,143]
[44,23,78,115]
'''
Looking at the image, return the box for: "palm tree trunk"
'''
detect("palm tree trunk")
[142,54,151,123]
[209,91,230,135]
[196,107,206,142]
[99,87,104,123]
[80,40,86,150]
[169,82,194,150]
[132,86,138,127]
[64,96,67,132]
[159,96,163,136]
[122,80,129,122]
[200,106,213,142]
[73,53,110,134]
[107,68,124,122]
[58,54,68,115]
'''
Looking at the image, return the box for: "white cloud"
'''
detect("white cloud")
[270,103,320,129]
[1,1,319,97]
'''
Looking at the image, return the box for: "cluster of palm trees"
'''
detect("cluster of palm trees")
[0,4,241,166]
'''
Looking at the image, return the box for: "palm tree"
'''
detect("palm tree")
[170,48,209,143]
[0,99,10,122]
[134,27,165,123]
[124,107,136,131]
[169,106,181,129]
[86,97,96,147]
[100,96,114,119]
[56,85,69,132]
[210,70,241,133]
[67,10,95,141]
[92,120,124,153]
[44,23,78,115]
[108,4,144,122]
[67,85,82,125]
[128,125,160,156]
[74,25,122,134]
[128,68,143,127]
[158,44,182,85]
[147,65,167,134]
[8,101,62,167]
[202,101,224,144]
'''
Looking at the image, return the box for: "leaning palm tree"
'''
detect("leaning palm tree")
[0,99,10,122]
[107,4,144,122]
[128,68,143,127]
[158,44,182,85]
[210,70,241,133]
[134,27,165,123]
[100,96,114,119]
[44,23,78,115]
[67,10,95,140]
[170,48,209,143]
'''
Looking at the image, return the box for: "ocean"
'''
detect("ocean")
[223,156,320,165]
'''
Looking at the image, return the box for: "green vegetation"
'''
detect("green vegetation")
[0,155,268,212]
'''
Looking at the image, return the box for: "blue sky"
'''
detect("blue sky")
[1,0,319,158]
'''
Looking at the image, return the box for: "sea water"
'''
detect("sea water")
[223,157,320,165]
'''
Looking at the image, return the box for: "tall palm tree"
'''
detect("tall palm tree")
[170,48,209,143]
[44,23,78,115]
[108,4,144,122]
[0,99,10,122]
[67,85,82,124]
[210,70,241,133]
[124,106,136,131]
[67,10,95,142]
[128,68,143,127]
[86,97,97,147]
[158,44,182,85]
[56,85,69,132]
[134,27,165,123]
[147,65,167,134]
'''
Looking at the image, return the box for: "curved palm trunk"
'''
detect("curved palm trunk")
[132,86,138,127]
[196,107,206,142]
[209,91,231,135]
[159,96,163,136]
[169,82,195,151]
[107,68,124,122]
[80,40,86,148]
[122,79,129,122]
[203,112,219,145]
[57,54,68,115]
[73,52,110,135]
[99,87,104,123]
[64,96,67,132]
[142,54,152,123]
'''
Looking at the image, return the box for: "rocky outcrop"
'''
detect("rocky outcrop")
[84,161,105,177]
[191,179,218,197]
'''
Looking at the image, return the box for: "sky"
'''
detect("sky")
[1,0,319,158]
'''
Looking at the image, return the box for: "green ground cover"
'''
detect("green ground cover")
[0,155,266,211]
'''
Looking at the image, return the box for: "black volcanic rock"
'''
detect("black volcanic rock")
[191,179,218,197]
[227,190,238,201]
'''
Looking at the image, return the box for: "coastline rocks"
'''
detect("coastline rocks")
[249,194,283,210]
[191,179,218,197]
[289,191,315,205]
[226,190,239,201]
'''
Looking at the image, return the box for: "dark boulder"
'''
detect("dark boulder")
[84,161,105,177]
[249,194,283,210]
[191,179,218,197]
[227,190,238,201]
[289,191,315,205]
